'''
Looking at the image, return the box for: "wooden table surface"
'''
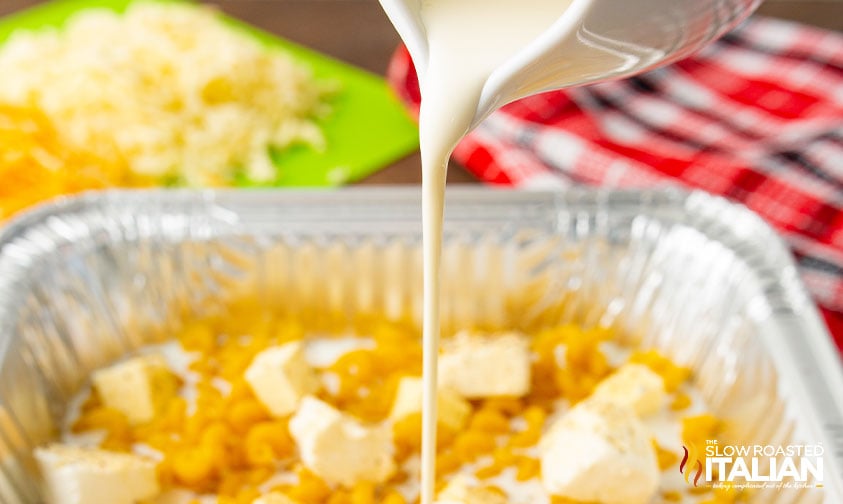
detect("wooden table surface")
[2,0,841,186]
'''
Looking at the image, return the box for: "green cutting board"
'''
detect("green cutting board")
[0,0,420,187]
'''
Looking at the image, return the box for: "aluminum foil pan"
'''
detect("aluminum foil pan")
[0,188,840,503]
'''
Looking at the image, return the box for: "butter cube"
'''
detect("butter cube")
[289,396,395,487]
[439,331,531,398]
[252,492,300,504]
[245,342,319,418]
[590,363,667,416]
[92,354,178,425]
[540,399,659,504]
[435,475,507,504]
[389,376,471,431]
[35,445,159,504]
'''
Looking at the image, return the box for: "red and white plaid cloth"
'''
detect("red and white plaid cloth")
[387,16,843,351]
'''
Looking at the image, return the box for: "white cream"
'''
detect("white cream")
[414,2,573,503]
[304,336,376,367]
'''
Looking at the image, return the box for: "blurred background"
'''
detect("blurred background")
[4,0,837,186]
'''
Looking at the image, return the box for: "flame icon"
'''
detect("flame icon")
[680,443,704,487]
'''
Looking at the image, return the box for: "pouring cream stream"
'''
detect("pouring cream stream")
[376,0,764,499]
[405,1,574,502]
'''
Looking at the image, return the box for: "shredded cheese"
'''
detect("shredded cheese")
[0,104,131,222]
[0,2,331,187]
